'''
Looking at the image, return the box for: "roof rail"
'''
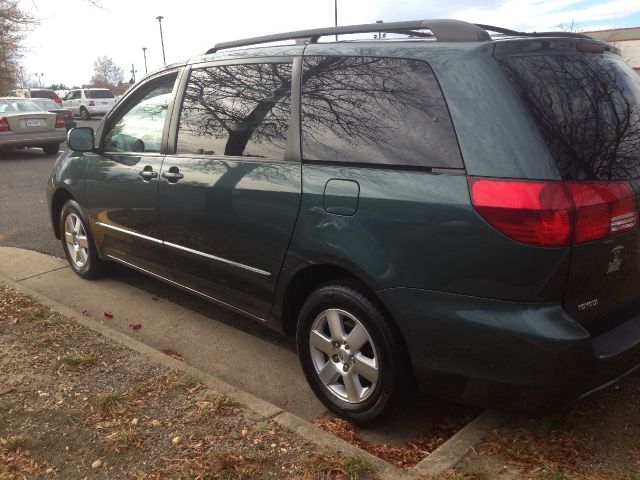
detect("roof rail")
[206,19,491,54]
[477,24,592,39]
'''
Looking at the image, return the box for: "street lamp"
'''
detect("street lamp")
[334,0,338,41]
[142,47,148,74]
[375,20,386,39]
[156,16,166,66]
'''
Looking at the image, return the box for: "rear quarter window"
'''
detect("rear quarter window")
[497,52,640,180]
[300,56,463,169]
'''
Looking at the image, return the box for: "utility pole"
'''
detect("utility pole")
[156,16,166,65]
[141,47,148,74]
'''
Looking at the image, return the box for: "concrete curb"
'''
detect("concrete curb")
[409,410,509,476]
[1,266,505,479]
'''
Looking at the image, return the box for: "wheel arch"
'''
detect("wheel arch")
[50,188,75,239]
[279,263,398,341]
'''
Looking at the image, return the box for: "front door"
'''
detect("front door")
[84,72,179,277]
[159,60,302,319]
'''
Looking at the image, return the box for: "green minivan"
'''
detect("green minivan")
[48,20,640,421]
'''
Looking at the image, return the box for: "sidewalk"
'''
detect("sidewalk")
[0,246,501,478]
[0,246,326,421]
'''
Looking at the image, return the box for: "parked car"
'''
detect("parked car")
[48,20,640,422]
[5,88,62,104]
[30,98,76,131]
[0,98,66,154]
[62,88,116,119]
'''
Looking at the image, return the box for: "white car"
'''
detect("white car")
[62,88,116,119]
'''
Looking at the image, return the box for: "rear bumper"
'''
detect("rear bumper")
[377,287,640,412]
[86,105,111,115]
[0,131,66,148]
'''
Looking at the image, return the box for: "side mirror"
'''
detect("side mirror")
[67,127,94,152]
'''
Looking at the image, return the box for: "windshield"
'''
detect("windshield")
[86,89,114,99]
[497,52,640,181]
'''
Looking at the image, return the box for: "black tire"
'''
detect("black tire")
[296,282,412,422]
[80,107,91,120]
[42,143,60,155]
[59,199,107,279]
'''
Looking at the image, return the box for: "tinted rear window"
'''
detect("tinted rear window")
[301,56,463,169]
[30,89,59,100]
[497,52,640,180]
[86,90,114,99]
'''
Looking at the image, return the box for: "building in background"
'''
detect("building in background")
[586,27,640,73]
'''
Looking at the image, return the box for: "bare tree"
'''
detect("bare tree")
[558,20,584,32]
[0,0,36,93]
[90,56,124,87]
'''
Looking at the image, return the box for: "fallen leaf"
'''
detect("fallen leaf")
[128,323,142,330]
[104,312,113,319]
[160,349,184,361]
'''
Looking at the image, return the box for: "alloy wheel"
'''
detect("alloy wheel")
[64,212,89,269]
[309,308,379,404]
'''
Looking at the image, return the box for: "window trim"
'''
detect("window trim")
[169,56,301,163]
[298,54,465,171]
[99,69,182,156]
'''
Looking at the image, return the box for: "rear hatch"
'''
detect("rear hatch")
[86,89,116,108]
[494,38,640,334]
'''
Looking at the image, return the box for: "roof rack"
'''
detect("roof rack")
[206,19,491,54]
[206,20,595,55]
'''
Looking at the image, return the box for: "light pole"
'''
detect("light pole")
[141,47,148,74]
[156,16,166,66]
[334,0,338,41]
[375,20,386,39]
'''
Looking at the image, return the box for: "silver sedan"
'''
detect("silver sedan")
[0,98,67,154]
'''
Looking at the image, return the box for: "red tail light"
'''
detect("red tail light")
[89,100,95,106]
[567,181,638,243]
[0,117,11,133]
[55,115,65,129]
[54,98,62,104]
[468,177,638,247]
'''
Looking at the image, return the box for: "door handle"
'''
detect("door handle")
[162,167,184,183]
[139,166,158,181]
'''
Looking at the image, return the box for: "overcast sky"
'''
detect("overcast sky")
[19,0,640,88]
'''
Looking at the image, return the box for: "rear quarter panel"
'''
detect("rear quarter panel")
[289,165,570,302]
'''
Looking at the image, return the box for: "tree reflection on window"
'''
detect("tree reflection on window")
[177,63,292,159]
[498,54,640,180]
[301,56,463,169]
